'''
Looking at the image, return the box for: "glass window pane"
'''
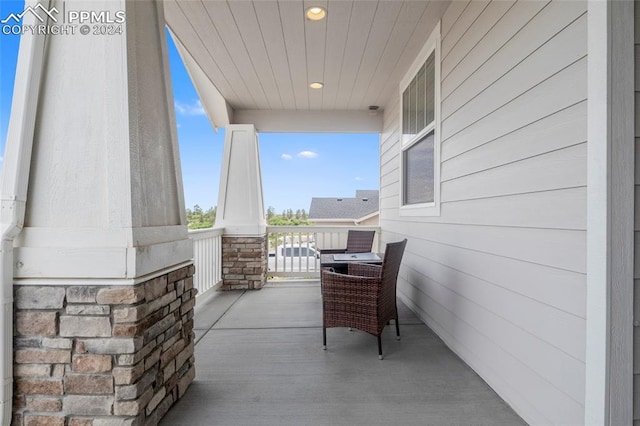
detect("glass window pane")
[403,131,435,205]
[425,52,435,126]
[402,52,435,141]
[408,78,416,135]
[402,86,409,135]
[416,63,426,132]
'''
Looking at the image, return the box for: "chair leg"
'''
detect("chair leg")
[323,327,327,350]
[395,306,401,341]
[322,296,327,350]
[377,335,383,360]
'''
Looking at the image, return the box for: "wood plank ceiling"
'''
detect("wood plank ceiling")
[164,0,450,113]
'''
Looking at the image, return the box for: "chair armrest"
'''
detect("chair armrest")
[348,262,382,278]
[320,249,347,255]
[321,270,380,297]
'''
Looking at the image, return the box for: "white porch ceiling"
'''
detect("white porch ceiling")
[164,0,450,117]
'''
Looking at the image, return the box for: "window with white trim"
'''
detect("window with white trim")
[399,25,440,216]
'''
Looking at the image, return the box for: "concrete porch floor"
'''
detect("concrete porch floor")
[160,281,526,426]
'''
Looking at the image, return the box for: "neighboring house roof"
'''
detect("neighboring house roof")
[355,190,379,200]
[309,190,379,220]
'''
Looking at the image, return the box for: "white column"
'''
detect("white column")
[8,0,191,282]
[215,124,266,235]
[585,1,635,424]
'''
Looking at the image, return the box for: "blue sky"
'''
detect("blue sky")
[0,1,379,213]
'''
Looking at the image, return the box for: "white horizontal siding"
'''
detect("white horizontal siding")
[441,101,586,181]
[383,187,586,231]
[380,97,401,205]
[398,250,585,399]
[442,56,587,160]
[440,0,490,57]
[397,270,584,424]
[440,1,514,79]
[442,143,586,202]
[441,0,546,91]
[441,0,586,114]
[442,13,587,138]
[380,1,587,424]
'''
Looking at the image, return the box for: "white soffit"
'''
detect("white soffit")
[169,29,233,128]
[164,0,450,131]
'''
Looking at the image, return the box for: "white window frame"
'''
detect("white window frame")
[398,23,441,217]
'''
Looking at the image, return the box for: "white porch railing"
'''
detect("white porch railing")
[267,225,380,278]
[188,225,381,288]
[188,227,224,296]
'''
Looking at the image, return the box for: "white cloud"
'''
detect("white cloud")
[174,99,206,116]
[281,153,293,160]
[297,151,318,159]
[354,176,363,181]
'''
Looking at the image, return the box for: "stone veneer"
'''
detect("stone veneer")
[221,235,267,290]
[12,264,196,426]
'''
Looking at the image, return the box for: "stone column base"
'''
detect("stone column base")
[12,264,197,426]
[221,235,267,290]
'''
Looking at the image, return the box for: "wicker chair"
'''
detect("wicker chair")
[320,229,376,255]
[321,239,407,359]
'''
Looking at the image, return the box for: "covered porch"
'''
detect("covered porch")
[161,281,525,425]
[2,0,636,424]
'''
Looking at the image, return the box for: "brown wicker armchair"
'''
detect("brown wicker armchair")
[320,229,376,255]
[321,239,407,359]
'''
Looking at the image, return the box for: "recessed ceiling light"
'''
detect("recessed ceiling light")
[306,6,327,21]
[309,82,324,89]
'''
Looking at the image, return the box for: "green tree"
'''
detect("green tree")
[267,211,311,227]
[186,205,216,229]
[268,216,289,226]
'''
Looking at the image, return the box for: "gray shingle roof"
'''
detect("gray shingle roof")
[355,190,379,200]
[308,190,379,220]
